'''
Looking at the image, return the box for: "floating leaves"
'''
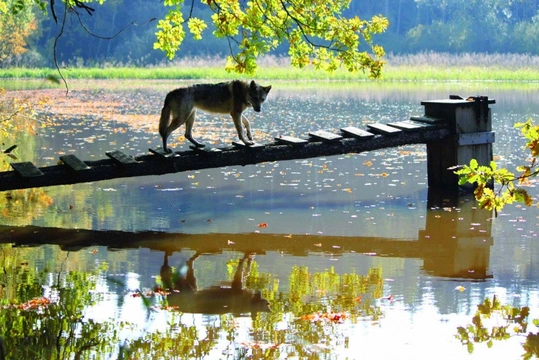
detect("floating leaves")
[298,312,348,323]
[14,297,51,311]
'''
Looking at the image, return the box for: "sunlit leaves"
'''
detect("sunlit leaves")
[516,119,539,157]
[154,0,388,75]
[153,8,186,60]
[454,119,539,215]
[187,17,207,40]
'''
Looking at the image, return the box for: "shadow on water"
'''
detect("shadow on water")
[0,191,492,280]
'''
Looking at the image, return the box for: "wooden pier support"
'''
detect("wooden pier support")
[418,96,495,192]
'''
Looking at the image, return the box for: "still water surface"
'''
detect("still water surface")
[1,80,539,359]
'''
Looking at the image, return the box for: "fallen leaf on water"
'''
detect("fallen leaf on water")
[258,222,268,228]
[455,286,466,292]
[299,312,347,323]
[18,297,51,310]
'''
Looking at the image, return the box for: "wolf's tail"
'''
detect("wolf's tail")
[159,101,171,139]
[158,96,172,151]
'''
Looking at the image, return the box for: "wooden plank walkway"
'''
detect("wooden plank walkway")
[0,119,450,191]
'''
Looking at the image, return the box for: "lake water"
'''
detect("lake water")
[1,79,539,359]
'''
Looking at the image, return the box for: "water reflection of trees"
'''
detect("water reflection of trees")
[0,246,384,359]
[0,244,118,359]
[456,296,539,359]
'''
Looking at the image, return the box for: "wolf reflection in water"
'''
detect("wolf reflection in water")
[160,252,270,316]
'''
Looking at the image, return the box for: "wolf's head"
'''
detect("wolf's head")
[248,80,272,112]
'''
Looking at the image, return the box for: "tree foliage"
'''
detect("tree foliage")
[2,0,388,76]
[0,0,38,65]
[455,119,539,216]
[7,0,539,69]
[154,0,388,75]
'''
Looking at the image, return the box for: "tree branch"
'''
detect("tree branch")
[277,0,340,52]
[53,0,69,95]
[74,11,151,41]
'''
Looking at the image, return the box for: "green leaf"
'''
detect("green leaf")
[46,74,61,84]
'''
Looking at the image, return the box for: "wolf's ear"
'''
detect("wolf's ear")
[263,85,272,94]
[250,80,257,89]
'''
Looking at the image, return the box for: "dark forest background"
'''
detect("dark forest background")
[5,0,539,67]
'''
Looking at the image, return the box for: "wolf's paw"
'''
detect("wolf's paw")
[195,143,206,148]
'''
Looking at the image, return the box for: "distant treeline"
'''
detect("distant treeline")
[4,0,539,67]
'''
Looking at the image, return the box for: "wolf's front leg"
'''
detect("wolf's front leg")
[232,113,254,145]
[241,115,253,141]
[185,111,205,147]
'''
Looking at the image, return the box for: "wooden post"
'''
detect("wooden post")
[421,96,495,192]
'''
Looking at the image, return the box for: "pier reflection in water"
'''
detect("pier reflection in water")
[0,191,507,359]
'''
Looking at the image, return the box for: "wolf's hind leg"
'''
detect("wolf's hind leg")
[233,113,254,145]
[185,110,205,147]
[242,115,253,141]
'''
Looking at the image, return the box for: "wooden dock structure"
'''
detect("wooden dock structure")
[0,96,495,192]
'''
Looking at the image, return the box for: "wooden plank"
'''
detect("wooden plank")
[274,135,308,146]
[149,147,175,158]
[232,141,265,150]
[367,123,402,135]
[106,150,137,165]
[60,154,90,171]
[309,130,343,142]
[340,126,375,139]
[410,115,446,124]
[387,121,424,131]
[11,162,44,177]
[407,121,442,129]
[190,145,223,154]
[458,131,495,146]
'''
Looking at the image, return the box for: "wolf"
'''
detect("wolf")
[158,80,272,152]
[161,252,270,316]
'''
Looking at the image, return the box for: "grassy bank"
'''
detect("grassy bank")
[2,53,539,82]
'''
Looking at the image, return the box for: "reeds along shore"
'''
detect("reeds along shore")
[2,53,539,82]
